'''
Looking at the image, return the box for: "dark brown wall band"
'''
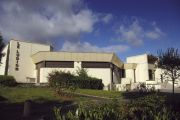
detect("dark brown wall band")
[45,61,74,68]
[36,61,74,69]
[81,62,111,68]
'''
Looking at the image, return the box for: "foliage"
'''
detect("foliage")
[76,68,89,80]
[71,79,104,89]
[48,71,75,87]
[135,83,156,93]
[0,33,5,63]
[148,54,158,64]
[54,94,180,120]
[48,71,77,97]
[48,70,104,90]
[0,75,17,87]
[54,103,121,120]
[157,48,180,94]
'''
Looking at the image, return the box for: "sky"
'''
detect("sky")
[0,0,179,61]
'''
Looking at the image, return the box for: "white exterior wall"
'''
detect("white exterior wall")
[87,68,111,90]
[40,68,111,88]
[7,40,51,83]
[126,54,149,83]
[125,69,134,82]
[125,54,176,90]
[40,68,76,83]
[38,61,112,90]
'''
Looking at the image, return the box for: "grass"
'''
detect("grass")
[0,86,123,103]
[75,89,122,98]
[0,86,60,103]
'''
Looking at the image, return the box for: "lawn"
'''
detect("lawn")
[0,87,122,103]
[0,86,123,119]
[0,87,60,103]
[1,86,180,120]
[75,89,122,98]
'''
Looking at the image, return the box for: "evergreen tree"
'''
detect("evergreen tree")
[0,33,5,63]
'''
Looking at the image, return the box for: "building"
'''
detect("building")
[0,40,179,91]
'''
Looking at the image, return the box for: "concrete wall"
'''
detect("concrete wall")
[125,69,134,83]
[87,68,111,89]
[40,68,75,83]
[125,54,180,90]
[7,40,51,83]
[40,68,111,86]
[39,61,112,90]
[126,54,149,83]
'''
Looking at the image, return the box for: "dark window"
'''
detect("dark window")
[45,61,74,68]
[81,62,110,68]
[121,69,126,78]
[148,69,154,80]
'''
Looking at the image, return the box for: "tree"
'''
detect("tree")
[157,48,180,94]
[76,67,89,80]
[0,33,5,63]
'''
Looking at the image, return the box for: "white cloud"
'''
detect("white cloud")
[116,19,165,46]
[0,0,98,42]
[145,22,165,39]
[101,14,113,24]
[61,41,129,53]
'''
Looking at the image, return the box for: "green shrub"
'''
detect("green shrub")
[0,75,17,87]
[71,78,104,89]
[54,94,180,120]
[48,71,75,87]
[54,103,121,120]
[75,68,89,80]
[48,70,104,90]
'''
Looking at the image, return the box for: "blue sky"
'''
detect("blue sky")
[0,0,179,61]
[82,0,180,60]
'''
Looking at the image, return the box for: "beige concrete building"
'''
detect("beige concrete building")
[0,40,179,91]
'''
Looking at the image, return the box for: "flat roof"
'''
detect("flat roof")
[31,51,124,68]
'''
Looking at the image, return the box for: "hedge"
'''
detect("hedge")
[0,75,17,87]
[49,78,104,90]
[48,71,104,90]
[71,78,104,89]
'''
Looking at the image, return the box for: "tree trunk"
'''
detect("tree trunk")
[172,78,175,95]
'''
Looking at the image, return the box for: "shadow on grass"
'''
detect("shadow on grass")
[122,92,180,112]
[122,91,154,99]
[0,96,77,120]
[0,95,8,102]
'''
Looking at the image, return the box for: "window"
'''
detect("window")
[148,69,154,80]
[45,61,74,68]
[121,69,126,78]
[36,61,74,69]
[81,62,110,68]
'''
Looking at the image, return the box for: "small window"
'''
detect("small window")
[121,69,126,78]
[148,69,154,80]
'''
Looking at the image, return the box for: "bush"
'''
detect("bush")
[54,103,121,120]
[75,68,89,80]
[0,75,17,87]
[54,94,180,120]
[48,71,75,87]
[71,78,104,89]
[48,70,104,90]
